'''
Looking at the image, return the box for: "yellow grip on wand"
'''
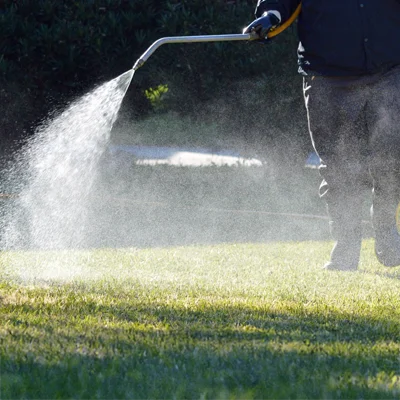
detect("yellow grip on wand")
[267,3,302,38]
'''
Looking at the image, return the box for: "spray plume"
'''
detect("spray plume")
[1,70,134,251]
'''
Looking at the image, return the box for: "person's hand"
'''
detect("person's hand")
[243,12,281,43]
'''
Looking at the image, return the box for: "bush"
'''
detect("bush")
[0,0,302,146]
[1,0,298,95]
[0,0,162,90]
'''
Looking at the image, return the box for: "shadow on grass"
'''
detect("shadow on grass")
[370,270,400,281]
[3,298,399,399]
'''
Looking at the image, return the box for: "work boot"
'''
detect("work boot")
[323,236,361,271]
[374,226,400,267]
[317,165,365,272]
[323,221,362,271]
[371,197,400,267]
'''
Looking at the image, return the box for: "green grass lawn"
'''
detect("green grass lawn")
[1,240,400,399]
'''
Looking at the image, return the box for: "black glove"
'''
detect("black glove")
[243,12,281,42]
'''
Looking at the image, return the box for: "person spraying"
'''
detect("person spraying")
[244,0,400,271]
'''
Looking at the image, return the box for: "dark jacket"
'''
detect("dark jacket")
[256,0,400,76]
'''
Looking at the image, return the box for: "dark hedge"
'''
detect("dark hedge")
[0,0,303,147]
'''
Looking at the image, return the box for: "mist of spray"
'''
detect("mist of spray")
[2,70,134,251]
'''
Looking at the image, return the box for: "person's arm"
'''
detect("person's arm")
[255,0,301,23]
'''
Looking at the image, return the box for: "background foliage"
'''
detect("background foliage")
[0,0,307,155]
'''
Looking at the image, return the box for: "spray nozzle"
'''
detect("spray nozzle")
[133,58,145,71]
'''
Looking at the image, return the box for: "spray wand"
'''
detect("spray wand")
[133,4,302,71]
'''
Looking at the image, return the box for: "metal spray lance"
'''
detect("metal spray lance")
[132,4,302,71]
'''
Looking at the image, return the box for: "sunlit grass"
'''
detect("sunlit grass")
[1,239,400,399]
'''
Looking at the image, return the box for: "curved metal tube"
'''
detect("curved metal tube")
[133,33,252,70]
[132,3,302,71]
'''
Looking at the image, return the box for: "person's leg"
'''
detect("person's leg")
[303,76,370,270]
[368,66,400,266]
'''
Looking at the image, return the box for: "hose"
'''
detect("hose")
[267,3,302,38]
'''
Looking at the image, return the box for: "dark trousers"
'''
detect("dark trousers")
[303,66,400,241]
